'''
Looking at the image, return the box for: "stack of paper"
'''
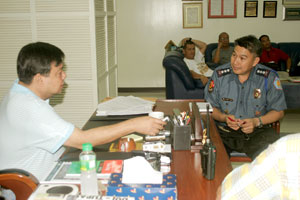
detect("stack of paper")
[196,102,213,112]
[96,96,155,116]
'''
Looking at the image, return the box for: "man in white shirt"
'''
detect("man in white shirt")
[180,38,213,85]
[0,42,166,181]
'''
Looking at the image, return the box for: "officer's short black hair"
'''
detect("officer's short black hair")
[183,38,195,49]
[234,35,262,57]
[17,42,65,84]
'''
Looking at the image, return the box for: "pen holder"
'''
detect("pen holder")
[170,121,192,150]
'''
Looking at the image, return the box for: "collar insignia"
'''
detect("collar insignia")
[256,68,270,77]
[217,68,231,77]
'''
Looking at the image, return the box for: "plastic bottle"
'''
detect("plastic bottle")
[80,143,99,195]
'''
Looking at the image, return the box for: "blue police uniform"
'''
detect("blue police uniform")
[204,63,287,159]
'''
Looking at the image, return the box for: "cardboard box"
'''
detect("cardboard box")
[107,173,177,200]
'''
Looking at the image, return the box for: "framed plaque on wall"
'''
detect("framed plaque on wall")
[208,0,237,18]
[183,3,203,28]
[244,1,258,17]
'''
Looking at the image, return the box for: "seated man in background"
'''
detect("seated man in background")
[217,133,300,200]
[0,42,166,181]
[205,35,286,160]
[212,32,234,65]
[259,34,291,72]
[180,37,213,85]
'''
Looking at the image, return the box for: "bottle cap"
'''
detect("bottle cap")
[82,143,93,151]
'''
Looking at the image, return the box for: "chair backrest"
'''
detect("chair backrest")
[0,169,39,200]
[278,42,300,75]
[162,51,204,99]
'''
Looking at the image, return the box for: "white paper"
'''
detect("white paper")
[122,156,163,184]
[196,102,213,113]
[96,96,155,116]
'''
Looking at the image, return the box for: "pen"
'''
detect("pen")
[228,116,235,122]
[228,116,246,125]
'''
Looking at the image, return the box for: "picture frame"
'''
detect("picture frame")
[282,0,300,5]
[244,1,258,17]
[208,0,237,18]
[283,6,300,20]
[183,3,203,28]
[263,1,277,18]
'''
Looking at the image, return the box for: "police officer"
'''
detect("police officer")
[205,35,287,160]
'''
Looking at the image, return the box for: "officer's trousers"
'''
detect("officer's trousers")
[217,124,279,160]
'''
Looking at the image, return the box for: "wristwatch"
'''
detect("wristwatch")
[257,117,263,128]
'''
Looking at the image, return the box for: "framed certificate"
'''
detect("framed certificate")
[263,1,277,18]
[208,0,237,18]
[244,1,258,17]
[183,3,203,28]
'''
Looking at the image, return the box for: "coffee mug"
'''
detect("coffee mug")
[148,111,164,120]
[118,138,136,152]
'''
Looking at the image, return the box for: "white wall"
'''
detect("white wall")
[116,0,300,88]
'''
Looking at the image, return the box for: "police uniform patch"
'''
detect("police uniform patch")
[217,68,231,77]
[256,68,270,77]
[208,80,214,92]
[273,77,282,90]
[254,89,261,99]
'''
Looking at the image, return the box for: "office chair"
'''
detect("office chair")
[0,168,39,200]
[162,51,205,99]
[229,121,280,163]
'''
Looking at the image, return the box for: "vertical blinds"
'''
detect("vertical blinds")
[0,0,117,128]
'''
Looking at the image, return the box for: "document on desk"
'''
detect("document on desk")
[196,102,213,112]
[96,96,155,116]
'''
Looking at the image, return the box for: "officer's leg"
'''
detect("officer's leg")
[244,126,279,160]
[217,126,244,158]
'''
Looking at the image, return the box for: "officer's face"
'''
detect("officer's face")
[183,44,195,59]
[231,45,259,77]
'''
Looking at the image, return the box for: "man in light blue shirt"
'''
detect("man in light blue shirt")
[0,42,166,180]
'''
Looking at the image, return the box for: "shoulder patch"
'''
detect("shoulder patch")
[256,68,270,78]
[273,77,282,90]
[216,68,231,77]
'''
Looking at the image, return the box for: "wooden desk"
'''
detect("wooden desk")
[154,99,232,200]
[63,99,232,200]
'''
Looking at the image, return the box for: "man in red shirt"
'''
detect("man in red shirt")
[259,35,291,72]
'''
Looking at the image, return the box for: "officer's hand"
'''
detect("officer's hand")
[240,118,255,134]
[226,115,240,130]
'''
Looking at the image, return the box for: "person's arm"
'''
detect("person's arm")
[240,110,284,134]
[189,70,208,85]
[64,116,166,149]
[192,39,207,54]
[212,42,222,64]
[179,37,189,47]
[286,57,291,72]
